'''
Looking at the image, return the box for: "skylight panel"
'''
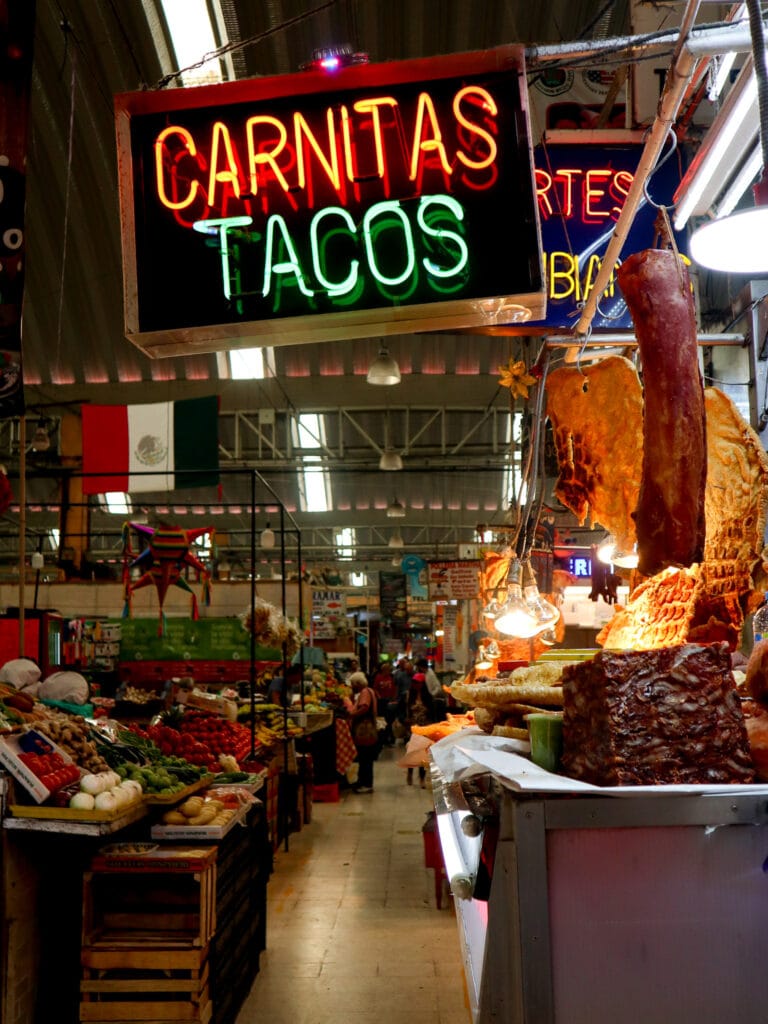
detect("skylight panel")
[300,457,331,512]
[160,0,225,87]
[104,493,132,515]
[336,528,355,560]
[229,347,274,380]
[292,414,331,511]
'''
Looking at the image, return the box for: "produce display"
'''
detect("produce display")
[235,702,304,743]
[32,710,112,774]
[69,772,143,812]
[123,708,255,773]
[160,793,237,828]
[18,748,80,794]
[118,685,163,705]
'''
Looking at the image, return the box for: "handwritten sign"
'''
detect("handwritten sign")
[427,561,481,600]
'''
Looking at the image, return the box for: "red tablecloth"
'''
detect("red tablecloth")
[335,719,357,774]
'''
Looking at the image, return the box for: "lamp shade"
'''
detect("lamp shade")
[388,530,404,549]
[386,498,405,518]
[690,205,768,273]
[366,347,401,385]
[260,525,276,549]
[379,449,403,471]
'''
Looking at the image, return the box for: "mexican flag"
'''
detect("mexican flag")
[81,396,219,495]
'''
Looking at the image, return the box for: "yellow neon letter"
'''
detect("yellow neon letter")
[245,115,290,195]
[154,125,201,211]
[453,86,497,170]
[548,251,579,301]
[207,121,242,207]
[583,254,616,299]
[294,108,341,192]
[352,96,399,180]
[409,91,452,181]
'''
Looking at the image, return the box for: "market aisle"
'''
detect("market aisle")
[235,745,471,1024]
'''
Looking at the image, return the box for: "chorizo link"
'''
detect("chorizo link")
[617,249,706,577]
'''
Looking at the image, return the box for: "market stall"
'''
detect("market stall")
[429,731,768,1024]
[0,676,288,1024]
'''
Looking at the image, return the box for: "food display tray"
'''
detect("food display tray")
[142,775,213,805]
[209,772,265,793]
[150,800,249,842]
[7,796,145,822]
[0,731,77,803]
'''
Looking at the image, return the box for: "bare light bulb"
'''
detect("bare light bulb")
[522,558,560,633]
[493,558,540,638]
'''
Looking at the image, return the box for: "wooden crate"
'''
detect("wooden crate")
[80,959,210,1021]
[82,863,216,950]
[80,945,211,1022]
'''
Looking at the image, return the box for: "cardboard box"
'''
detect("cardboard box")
[0,731,76,803]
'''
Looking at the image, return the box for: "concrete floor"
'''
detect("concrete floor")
[236,745,472,1024]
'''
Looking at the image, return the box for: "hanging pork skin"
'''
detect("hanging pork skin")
[617,249,706,577]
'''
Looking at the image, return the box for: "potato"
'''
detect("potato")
[162,810,187,825]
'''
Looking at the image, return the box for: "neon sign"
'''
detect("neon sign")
[531,143,685,330]
[115,48,545,358]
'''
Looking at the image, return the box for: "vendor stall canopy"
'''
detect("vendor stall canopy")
[4,0,761,582]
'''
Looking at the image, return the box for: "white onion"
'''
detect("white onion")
[94,791,118,812]
[110,786,130,808]
[69,792,95,810]
[80,774,107,795]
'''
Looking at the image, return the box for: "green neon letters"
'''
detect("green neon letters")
[193,193,469,309]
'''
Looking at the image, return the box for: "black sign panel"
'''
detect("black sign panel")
[115,47,545,357]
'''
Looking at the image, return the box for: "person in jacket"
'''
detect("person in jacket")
[346,671,379,793]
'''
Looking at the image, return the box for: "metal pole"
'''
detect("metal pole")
[570,0,704,350]
[18,417,25,657]
[249,469,257,759]
[526,17,757,66]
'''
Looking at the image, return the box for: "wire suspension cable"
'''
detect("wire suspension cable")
[155,0,337,88]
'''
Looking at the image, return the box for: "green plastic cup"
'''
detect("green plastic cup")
[524,712,564,773]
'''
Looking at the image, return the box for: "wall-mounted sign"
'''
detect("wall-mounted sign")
[311,588,347,640]
[115,47,545,358]
[566,555,593,579]
[379,572,408,628]
[427,560,482,601]
[531,143,684,331]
